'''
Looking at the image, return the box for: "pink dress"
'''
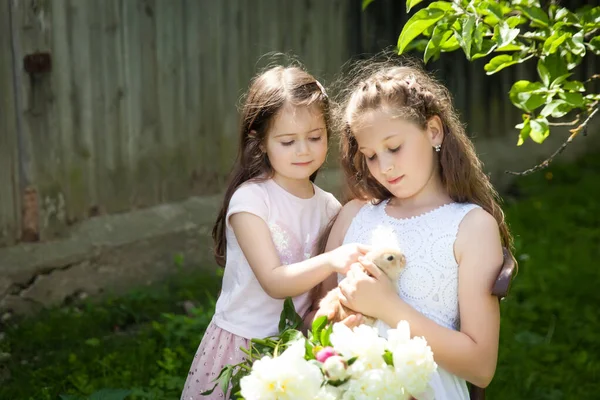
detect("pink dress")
[180,179,341,399]
[180,320,249,399]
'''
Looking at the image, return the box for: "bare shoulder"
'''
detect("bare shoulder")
[336,199,367,227]
[326,199,367,251]
[459,207,500,237]
[456,206,503,271]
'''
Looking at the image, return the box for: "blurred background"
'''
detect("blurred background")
[0,0,599,399]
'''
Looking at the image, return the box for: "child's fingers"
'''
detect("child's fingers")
[327,307,336,320]
[341,313,362,328]
[358,256,382,279]
[356,244,371,255]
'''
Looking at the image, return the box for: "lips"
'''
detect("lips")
[387,176,403,184]
[293,161,313,166]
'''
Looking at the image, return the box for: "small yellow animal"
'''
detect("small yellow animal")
[317,247,406,326]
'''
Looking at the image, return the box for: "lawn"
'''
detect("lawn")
[1,152,599,400]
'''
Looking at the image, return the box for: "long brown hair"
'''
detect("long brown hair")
[212,65,330,266]
[336,58,513,252]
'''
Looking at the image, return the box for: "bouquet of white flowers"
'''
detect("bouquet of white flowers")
[202,298,437,400]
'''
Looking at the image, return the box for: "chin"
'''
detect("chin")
[388,186,417,199]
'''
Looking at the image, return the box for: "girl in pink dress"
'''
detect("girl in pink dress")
[180,65,367,400]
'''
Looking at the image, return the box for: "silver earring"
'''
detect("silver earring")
[434,145,441,153]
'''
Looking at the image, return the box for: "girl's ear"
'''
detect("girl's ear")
[426,115,444,146]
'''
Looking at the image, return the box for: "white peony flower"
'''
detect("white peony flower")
[240,340,324,400]
[387,322,437,397]
[330,323,387,373]
[323,355,350,382]
[314,384,343,400]
[386,320,411,350]
[341,365,411,400]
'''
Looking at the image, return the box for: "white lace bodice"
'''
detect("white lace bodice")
[342,199,480,332]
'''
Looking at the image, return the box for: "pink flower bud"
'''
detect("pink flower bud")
[316,346,337,363]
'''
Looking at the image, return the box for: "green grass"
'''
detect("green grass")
[0,271,221,400]
[489,153,600,399]
[1,153,599,399]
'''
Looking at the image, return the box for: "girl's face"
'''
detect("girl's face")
[264,104,328,184]
[352,107,443,200]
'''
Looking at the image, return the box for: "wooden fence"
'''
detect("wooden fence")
[0,0,598,247]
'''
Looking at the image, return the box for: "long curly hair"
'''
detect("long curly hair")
[334,58,513,252]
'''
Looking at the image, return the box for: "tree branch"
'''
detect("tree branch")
[548,117,580,127]
[506,104,599,176]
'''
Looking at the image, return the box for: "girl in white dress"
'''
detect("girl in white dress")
[317,61,514,399]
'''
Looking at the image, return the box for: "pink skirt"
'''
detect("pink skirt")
[181,319,250,400]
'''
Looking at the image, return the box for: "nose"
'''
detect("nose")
[296,139,309,155]
[378,154,394,174]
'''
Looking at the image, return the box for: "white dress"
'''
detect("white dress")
[341,199,480,400]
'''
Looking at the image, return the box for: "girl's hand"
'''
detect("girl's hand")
[338,256,399,320]
[313,305,363,328]
[326,243,371,275]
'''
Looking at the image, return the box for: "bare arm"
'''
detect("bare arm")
[377,208,503,387]
[230,211,367,299]
[307,200,366,323]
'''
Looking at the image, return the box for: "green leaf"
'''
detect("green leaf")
[383,350,394,366]
[496,22,520,49]
[406,0,425,13]
[472,22,486,53]
[496,43,523,52]
[483,1,504,20]
[472,39,497,60]
[347,356,358,366]
[405,38,430,53]
[550,74,572,90]
[280,329,305,344]
[520,6,550,27]
[567,31,586,56]
[484,54,521,75]
[537,58,551,87]
[579,6,600,28]
[588,36,600,55]
[362,0,375,11]
[562,80,585,92]
[529,117,550,143]
[509,80,546,112]
[456,15,476,59]
[440,34,460,51]
[320,323,334,347]
[564,51,582,70]
[425,27,453,63]
[560,92,585,108]
[506,15,528,28]
[278,297,304,333]
[543,31,570,55]
[540,100,573,118]
[397,7,447,54]
[515,116,531,146]
[539,54,569,85]
[554,8,579,25]
[311,315,328,343]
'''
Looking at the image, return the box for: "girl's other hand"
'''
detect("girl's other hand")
[326,243,371,274]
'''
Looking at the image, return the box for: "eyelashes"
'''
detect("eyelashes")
[281,137,323,146]
[365,146,401,161]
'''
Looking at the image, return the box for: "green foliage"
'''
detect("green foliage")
[491,152,600,398]
[0,272,220,400]
[391,0,600,147]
